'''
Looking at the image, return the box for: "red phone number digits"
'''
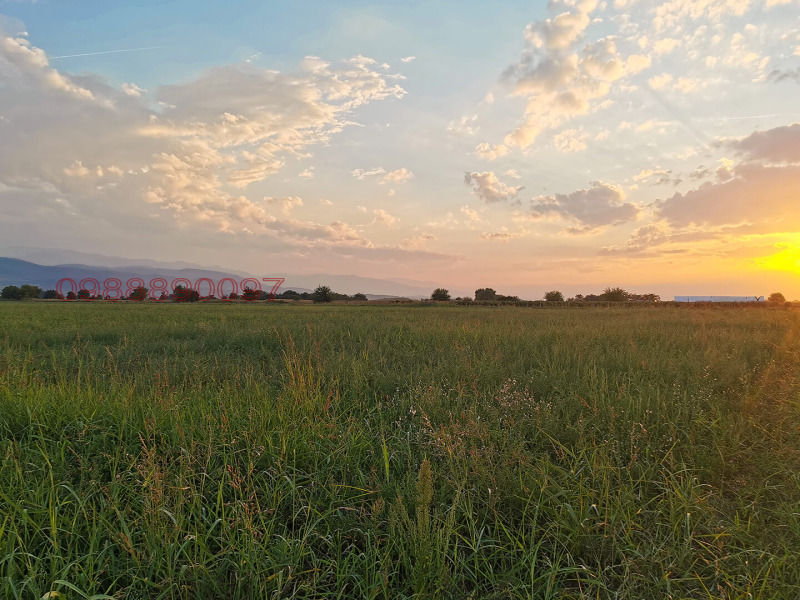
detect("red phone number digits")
[55,277,284,302]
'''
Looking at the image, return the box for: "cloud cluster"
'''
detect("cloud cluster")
[147,54,406,193]
[461,205,482,223]
[382,168,413,183]
[605,124,800,255]
[485,0,789,162]
[656,124,800,228]
[399,232,436,249]
[352,166,413,184]
[527,181,639,232]
[599,221,710,255]
[372,209,399,227]
[499,0,652,149]
[553,128,589,152]
[475,143,509,160]
[632,167,677,186]
[0,28,411,254]
[767,67,800,83]
[448,114,479,136]
[732,123,800,164]
[657,163,800,229]
[464,171,524,204]
[480,229,526,242]
[652,0,751,34]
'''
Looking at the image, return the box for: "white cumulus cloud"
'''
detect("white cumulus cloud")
[475,142,509,160]
[464,171,524,204]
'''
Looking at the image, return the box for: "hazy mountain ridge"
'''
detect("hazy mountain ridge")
[0,246,251,276]
[0,257,435,299]
[0,258,253,294]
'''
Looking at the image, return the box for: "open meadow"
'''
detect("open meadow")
[1,302,800,599]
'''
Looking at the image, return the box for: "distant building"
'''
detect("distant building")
[674,296,764,302]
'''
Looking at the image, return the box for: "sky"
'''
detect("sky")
[1,0,800,300]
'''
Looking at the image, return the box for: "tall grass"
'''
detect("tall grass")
[1,302,799,598]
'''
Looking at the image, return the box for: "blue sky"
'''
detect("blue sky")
[2,0,800,299]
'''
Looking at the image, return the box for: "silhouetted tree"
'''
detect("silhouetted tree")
[313,285,333,303]
[431,288,450,301]
[601,287,629,302]
[1,285,22,300]
[768,292,786,303]
[173,285,199,302]
[129,286,148,301]
[352,293,368,301]
[475,288,497,301]
[43,289,60,299]
[242,287,260,301]
[544,290,564,302]
[628,292,660,302]
[19,284,42,299]
[77,289,91,300]
[274,289,312,300]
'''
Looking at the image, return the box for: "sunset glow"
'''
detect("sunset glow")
[759,242,800,274]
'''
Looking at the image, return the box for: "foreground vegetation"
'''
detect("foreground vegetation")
[1,303,799,598]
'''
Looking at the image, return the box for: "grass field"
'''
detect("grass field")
[1,302,799,599]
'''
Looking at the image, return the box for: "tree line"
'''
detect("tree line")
[1,283,789,304]
[429,286,661,303]
[430,287,790,303]
[0,283,370,303]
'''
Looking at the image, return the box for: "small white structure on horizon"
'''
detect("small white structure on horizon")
[674,296,764,302]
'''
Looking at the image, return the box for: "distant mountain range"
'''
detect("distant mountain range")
[0,249,439,299]
[0,246,252,276]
